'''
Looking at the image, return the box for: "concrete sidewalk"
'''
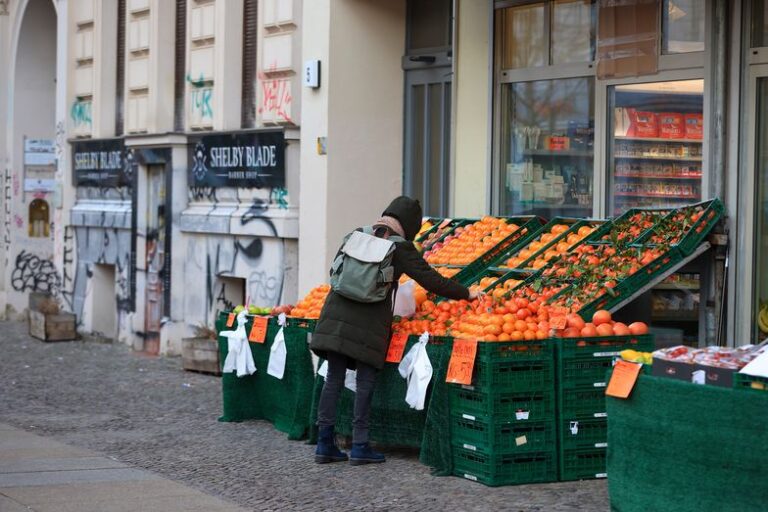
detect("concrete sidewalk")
[0,423,246,512]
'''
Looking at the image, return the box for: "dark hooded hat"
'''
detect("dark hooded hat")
[382,196,423,241]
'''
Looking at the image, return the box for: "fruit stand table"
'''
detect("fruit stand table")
[607,374,768,512]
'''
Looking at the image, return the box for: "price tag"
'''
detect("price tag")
[248,316,269,343]
[515,435,528,447]
[226,313,235,327]
[385,332,409,363]
[446,339,478,385]
[549,306,569,330]
[605,359,643,399]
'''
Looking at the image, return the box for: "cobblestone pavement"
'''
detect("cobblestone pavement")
[0,321,608,511]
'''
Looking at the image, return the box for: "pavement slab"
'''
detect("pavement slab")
[0,320,609,511]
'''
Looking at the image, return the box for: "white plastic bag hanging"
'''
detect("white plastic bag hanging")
[393,279,417,318]
[221,311,256,377]
[317,359,357,393]
[398,331,433,410]
[267,314,288,379]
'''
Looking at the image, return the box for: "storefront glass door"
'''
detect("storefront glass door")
[755,78,768,341]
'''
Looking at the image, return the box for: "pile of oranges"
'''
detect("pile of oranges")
[425,217,520,265]
[559,309,648,338]
[287,284,330,319]
[502,224,597,270]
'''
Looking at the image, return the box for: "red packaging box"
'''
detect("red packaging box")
[659,113,685,139]
[684,113,703,139]
[629,109,658,138]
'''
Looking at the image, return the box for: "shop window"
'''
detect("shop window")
[752,0,768,48]
[497,1,595,70]
[407,0,452,52]
[662,0,706,54]
[608,79,704,215]
[499,77,594,217]
[28,199,50,238]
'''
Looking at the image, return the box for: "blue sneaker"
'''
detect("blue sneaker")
[315,426,348,464]
[349,442,385,465]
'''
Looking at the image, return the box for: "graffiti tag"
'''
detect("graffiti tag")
[11,251,62,294]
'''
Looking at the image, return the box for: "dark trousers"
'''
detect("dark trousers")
[316,351,378,444]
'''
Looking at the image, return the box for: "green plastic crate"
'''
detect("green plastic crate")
[451,216,545,283]
[516,218,608,271]
[557,386,608,417]
[555,334,654,360]
[559,416,608,451]
[733,373,768,392]
[588,207,673,247]
[418,219,475,252]
[449,387,555,420]
[466,339,555,392]
[557,358,614,389]
[559,447,607,481]
[451,414,555,454]
[453,448,557,487]
[633,198,724,256]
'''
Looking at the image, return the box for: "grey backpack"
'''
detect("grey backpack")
[329,226,405,303]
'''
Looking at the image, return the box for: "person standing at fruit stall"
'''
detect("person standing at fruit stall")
[310,196,480,465]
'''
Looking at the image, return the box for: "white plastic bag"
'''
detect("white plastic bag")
[317,359,357,393]
[393,279,417,318]
[398,331,433,410]
[267,314,288,380]
[220,311,257,377]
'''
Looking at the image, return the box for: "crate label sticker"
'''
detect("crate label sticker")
[569,421,579,435]
[692,369,706,385]
[595,442,608,448]
[594,412,608,418]
[462,413,476,421]
[515,410,530,421]
[596,473,608,479]
[605,359,643,399]
[248,316,269,343]
[462,443,476,451]
[463,474,478,482]
[593,382,607,388]
[594,351,621,358]
[515,435,527,447]
[446,339,478,386]
[460,384,475,391]
[385,332,409,363]
[226,313,236,327]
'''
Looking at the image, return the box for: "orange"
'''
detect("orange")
[613,322,630,336]
[581,324,598,337]
[592,310,612,326]
[566,314,586,330]
[628,322,649,335]
[502,322,515,335]
[596,323,614,337]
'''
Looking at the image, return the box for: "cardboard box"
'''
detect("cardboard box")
[684,113,703,139]
[652,357,696,382]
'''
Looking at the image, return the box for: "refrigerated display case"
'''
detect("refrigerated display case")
[755,77,768,342]
[607,79,704,216]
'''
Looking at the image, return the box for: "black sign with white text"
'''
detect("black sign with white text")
[72,138,133,187]
[188,130,285,188]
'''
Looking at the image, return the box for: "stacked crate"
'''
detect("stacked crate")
[556,334,654,481]
[449,340,557,486]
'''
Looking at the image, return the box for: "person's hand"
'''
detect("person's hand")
[468,289,485,300]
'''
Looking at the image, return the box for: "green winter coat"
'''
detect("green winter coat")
[310,234,469,370]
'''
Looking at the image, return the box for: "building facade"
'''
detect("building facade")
[1,0,767,352]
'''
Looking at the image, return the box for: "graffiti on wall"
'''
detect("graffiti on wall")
[70,99,92,129]
[11,250,62,294]
[187,74,213,122]
[3,168,10,268]
[258,66,292,124]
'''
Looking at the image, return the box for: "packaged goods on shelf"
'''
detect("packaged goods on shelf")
[658,113,685,139]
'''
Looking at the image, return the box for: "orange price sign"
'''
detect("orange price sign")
[386,332,409,363]
[248,316,269,343]
[226,313,236,327]
[549,307,569,330]
[605,359,643,399]
[446,339,478,385]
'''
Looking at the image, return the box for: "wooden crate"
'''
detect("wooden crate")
[29,310,77,342]
[182,337,221,375]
